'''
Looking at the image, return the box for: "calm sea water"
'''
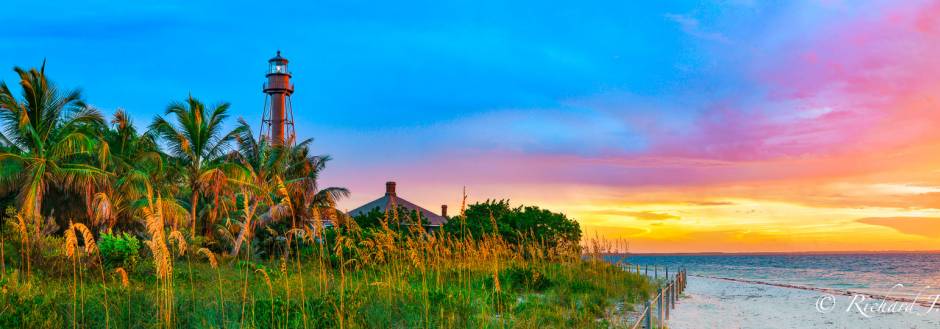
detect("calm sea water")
[608,253,940,298]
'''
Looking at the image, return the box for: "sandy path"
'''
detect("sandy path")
[669,276,940,329]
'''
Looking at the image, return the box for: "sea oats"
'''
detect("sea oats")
[14,213,27,243]
[72,223,97,254]
[256,268,273,292]
[198,248,218,268]
[64,223,78,259]
[114,267,129,288]
[168,230,187,256]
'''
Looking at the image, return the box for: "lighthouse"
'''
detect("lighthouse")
[260,51,295,146]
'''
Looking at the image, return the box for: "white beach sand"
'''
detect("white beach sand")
[669,276,940,329]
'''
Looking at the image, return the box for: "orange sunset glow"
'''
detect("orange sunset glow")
[13,1,940,328]
[9,0,940,253]
[328,1,940,252]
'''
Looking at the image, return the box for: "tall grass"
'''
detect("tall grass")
[0,208,653,329]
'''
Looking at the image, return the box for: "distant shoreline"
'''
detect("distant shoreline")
[607,250,940,256]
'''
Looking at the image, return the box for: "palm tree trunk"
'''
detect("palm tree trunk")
[190,191,198,239]
[230,224,246,257]
[229,196,257,257]
[229,211,253,257]
[206,193,220,239]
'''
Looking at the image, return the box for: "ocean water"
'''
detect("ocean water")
[609,253,940,299]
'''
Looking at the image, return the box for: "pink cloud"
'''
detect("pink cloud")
[753,1,940,153]
[592,210,681,221]
[331,1,940,214]
[645,1,940,168]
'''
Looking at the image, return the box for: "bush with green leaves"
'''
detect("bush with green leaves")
[98,232,141,269]
[442,200,582,249]
[484,264,553,292]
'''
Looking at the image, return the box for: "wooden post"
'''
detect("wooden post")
[667,283,672,312]
[679,270,684,293]
[658,288,664,328]
[671,283,675,308]
[665,285,671,320]
[679,271,685,294]
[673,282,676,307]
[673,273,682,302]
[672,282,677,309]
[677,270,682,292]
[654,267,658,280]
[644,300,652,329]
[645,264,648,277]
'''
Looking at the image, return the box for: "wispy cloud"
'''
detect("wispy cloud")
[686,201,735,206]
[594,210,680,221]
[857,217,940,238]
[11,0,940,252]
[664,13,731,44]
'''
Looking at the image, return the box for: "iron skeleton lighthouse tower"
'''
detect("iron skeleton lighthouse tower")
[260,51,295,145]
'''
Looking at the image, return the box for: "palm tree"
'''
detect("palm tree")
[225,119,282,256]
[282,140,349,224]
[0,62,107,219]
[226,119,348,256]
[150,96,241,238]
[92,110,167,230]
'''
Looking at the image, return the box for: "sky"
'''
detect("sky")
[3,0,940,252]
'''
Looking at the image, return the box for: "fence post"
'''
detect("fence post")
[667,282,672,312]
[658,288,664,328]
[654,267,658,280]
[645,264,648,277]
[673,282,677,307]
[666,285,671,320]
[679,272,685,294]
[677,270,681,292]
[671,282,675,309]
[672,281,676,309]
[644,299,652,329]
[678,271,683,294]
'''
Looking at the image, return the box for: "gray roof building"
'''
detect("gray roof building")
[348,181,448,227]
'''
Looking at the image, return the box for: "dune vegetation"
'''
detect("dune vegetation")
[0,63,653,328]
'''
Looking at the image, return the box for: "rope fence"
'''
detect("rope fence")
[619,264,688,329]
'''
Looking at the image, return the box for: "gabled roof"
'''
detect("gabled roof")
[347,182,447,226]
[348,194,447,226]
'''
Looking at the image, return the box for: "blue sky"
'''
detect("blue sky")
[2,1,759,126]
[11,0,940,252]
[0,0,896,214]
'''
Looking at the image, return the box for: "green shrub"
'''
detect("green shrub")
[98,232,140,269]
[441,200,582,249]
[500,265,552,292]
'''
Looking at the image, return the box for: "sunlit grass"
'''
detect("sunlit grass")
[0,216,653,329]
